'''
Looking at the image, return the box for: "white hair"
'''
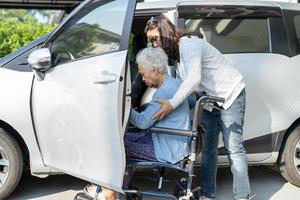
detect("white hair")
[136,47,168,73]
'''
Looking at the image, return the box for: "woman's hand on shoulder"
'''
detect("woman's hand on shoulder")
[153,99,173,120]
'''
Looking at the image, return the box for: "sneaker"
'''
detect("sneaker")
[237,194,256,200]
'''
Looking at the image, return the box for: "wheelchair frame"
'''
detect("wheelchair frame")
[123,95,224,200]
[74,95,224,200]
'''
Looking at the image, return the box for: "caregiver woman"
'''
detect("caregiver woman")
[145,15,252,200]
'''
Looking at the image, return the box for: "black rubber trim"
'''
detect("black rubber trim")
[178,5,282,19]
[29,76,46,164]
[119,0,137,50]
[274,130,285,152]
[269,17,290,56]
[282,10,300,57]
[121,60,128,126]
[120,0,137,125]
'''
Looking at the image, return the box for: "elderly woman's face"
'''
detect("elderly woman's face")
[147,28,161,48]
[138,63,159,88]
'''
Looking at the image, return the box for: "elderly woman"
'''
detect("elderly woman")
[83,47,191,200]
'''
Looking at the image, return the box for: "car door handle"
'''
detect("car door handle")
[93,71,117,84]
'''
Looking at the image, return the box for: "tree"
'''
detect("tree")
[0,17,56,58]
[0,9,60,23]
[0,8,58,58]
[0,9,29,21]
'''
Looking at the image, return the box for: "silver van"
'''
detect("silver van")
[0,0,300,199]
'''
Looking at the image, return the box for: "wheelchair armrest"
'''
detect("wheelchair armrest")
[150,127,196,137]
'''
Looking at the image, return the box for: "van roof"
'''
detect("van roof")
[136,0,300,11]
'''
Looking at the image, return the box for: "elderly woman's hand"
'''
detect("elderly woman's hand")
[153,99,173,120]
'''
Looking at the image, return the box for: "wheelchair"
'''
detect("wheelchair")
[74,95,224,200]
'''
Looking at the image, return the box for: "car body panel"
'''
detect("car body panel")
[214,53,300,161]
[275,1,300,10]
[226,53,300,135]
[283,55,300,130]
[0,68,49,173]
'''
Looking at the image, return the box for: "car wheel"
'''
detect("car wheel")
[278,127,300,187]
[0,128,23,200]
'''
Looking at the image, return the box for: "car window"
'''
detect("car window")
[185,18,270,54]
[50,0,128,65]
[294,15,300,54]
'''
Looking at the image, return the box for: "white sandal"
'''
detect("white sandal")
[83,184,106,200]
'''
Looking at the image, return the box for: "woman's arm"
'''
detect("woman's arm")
[169,37,202,108]
[153,37,202,120]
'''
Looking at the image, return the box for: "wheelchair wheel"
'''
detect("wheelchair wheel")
[192,189,200,200]
[124,186,142,200]
[173,178,187,198]
[125,193,142,200]
[173,178,200,200]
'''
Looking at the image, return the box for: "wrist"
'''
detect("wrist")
[169,99,176,109]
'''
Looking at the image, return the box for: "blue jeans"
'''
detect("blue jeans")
[200,89,251,199]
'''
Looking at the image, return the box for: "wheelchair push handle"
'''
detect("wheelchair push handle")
[196,95,225,105]
[205,95,225,104]
[192,95,225,132]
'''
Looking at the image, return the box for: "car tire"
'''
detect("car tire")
[278,127,300,187]
[0,128,23,200]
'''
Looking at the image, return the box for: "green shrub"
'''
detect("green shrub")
[0,18,56,58]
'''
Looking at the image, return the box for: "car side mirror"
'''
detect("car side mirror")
[28,48,52,81]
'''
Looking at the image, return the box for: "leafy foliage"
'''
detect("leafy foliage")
[0,10,57,58]
[0,9,30,21]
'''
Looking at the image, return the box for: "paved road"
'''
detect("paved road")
[7,166,300,200]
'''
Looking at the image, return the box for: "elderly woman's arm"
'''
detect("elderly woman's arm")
[130,101,161,129]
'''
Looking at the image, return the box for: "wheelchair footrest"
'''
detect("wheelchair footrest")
[125,190,178,200]
[73,192,93,200]
[126,159,187,172]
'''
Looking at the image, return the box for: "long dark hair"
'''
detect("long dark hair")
[145,15,203,66]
